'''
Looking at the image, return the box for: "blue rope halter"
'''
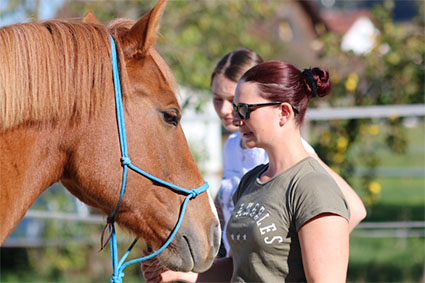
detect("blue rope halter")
[104,35,210,283]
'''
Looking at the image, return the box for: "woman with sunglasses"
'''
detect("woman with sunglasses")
[142,59,362,283]
[210,48,319,259]
[224,60,350,282]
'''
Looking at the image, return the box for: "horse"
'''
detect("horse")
[0,0,220,275]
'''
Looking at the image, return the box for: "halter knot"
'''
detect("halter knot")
[111,271,125,283]
[120,157,131,166]
[189,190,200,199]
[189,183,209,199]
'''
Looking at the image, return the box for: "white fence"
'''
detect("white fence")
[306,104,425,120]
[2,104,424,247]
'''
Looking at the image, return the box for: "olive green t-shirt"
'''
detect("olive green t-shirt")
[226,157,350,283]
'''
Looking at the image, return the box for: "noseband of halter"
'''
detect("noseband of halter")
[102,35,210,283]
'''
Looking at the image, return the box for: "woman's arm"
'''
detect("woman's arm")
[141,251,233,283]
[141,250,198,283]
[298,213,349,283]
[310,153,367,231]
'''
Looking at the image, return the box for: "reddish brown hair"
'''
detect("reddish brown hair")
[240,60,331,125]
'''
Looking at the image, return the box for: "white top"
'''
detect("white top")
[216,132,315,256]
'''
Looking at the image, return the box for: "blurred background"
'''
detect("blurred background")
[0,0,424,282]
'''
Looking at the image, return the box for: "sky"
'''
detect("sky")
[0,0,64,27]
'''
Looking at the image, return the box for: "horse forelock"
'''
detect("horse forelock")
[0,20,114,131]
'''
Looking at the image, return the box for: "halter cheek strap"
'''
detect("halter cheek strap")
[104,35,209,283]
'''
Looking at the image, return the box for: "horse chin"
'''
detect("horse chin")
[153,233,215,273]
[157,247,194,273]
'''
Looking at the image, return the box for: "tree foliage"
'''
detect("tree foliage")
[0,0,40,22]
[311,0,424,205]
[60,0,283,91]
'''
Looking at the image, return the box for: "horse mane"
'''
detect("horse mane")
[0,19,114,131]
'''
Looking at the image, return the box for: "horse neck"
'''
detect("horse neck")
[0,125,67,244]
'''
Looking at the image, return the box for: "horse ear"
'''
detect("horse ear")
[125,0,168,58]
[82,12,102,25]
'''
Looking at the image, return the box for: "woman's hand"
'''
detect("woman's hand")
[141,250,198,283]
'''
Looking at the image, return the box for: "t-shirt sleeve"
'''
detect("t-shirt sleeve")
[289,172,350,231]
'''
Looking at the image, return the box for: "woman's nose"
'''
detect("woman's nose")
[232,112,243,126]
[217,100,233,116]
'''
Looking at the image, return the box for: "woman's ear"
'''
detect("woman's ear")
[279,103,294,127]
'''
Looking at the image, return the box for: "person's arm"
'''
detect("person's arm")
[310,153,367,231]
[298,213,349,283]
[141,250,233,283]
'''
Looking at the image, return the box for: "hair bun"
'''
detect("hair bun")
[303,67,331,98]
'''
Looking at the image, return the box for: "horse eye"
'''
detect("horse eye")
[162,110,180,126]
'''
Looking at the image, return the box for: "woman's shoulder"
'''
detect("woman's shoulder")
[225,131,241,145]
[223,132,241,152]
[301,137,316,154]
[288,158,350,229]
[282,157,337,194]
[295,158,334,183]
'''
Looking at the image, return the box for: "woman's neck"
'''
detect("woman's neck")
[260,131,309,182]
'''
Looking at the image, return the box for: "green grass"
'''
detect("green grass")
[343,119,424,282]
[0,245,145,283]
[350,176,425,222]
[348,237,425,282]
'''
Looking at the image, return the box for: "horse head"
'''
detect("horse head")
[0,0,220,273]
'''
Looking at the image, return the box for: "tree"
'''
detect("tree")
[311,0,424,205]
[59,0,283,93]
[0,0,40,22]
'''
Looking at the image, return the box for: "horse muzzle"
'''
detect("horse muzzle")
[157,218,221,273]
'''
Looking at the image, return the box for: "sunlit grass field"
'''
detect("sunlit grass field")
[347,118,424,282]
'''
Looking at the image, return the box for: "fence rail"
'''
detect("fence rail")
[354,221,425,238]
[307,104,425,120]
[3,104,424,248]
[2,211,424,247]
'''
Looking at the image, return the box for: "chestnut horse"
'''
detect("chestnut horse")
[0,0,220,274]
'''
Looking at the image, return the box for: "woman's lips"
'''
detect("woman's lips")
[241,132,253,139]
[223,117,233,123]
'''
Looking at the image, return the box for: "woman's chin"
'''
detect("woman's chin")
[222,123,238,132]
[241,136,256,148]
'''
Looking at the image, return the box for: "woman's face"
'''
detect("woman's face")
[211,74,239,132]
[233,81,281,149]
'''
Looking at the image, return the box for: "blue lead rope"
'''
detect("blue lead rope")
[106,35,209,283]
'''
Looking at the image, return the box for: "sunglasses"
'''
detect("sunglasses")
[232,102,299,120]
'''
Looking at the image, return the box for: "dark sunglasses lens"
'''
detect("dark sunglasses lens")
[240,105,249,119]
